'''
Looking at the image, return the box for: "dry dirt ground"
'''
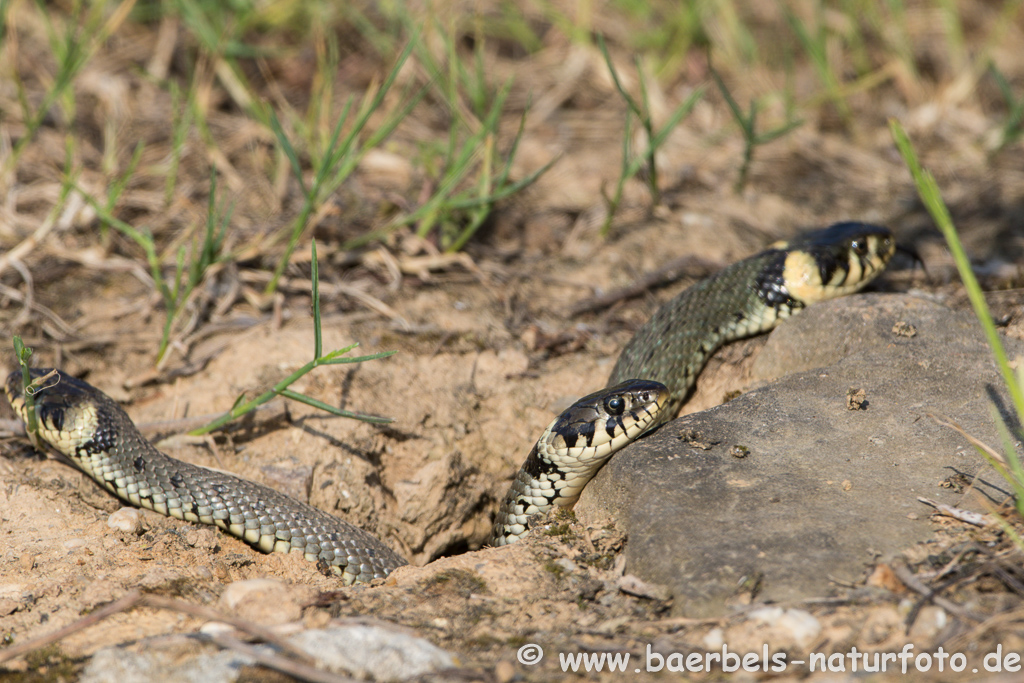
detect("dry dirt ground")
[2,2,1024,681]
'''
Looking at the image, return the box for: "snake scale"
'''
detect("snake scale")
[5,221,895,584]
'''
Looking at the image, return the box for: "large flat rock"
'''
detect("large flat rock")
[577,294,1022,616]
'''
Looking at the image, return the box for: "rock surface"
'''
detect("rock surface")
[292,623,458,681]
[577,294,1023,616]
[79,623,457,683]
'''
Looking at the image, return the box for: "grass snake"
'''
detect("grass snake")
[5,221,895,584]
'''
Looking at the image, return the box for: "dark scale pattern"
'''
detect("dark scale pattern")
[37,400,65,432]
[522,444,560,479]
[87,409,120,455]
[558,419,597,449]
[752,251,803,311]
[493,453,559,542]
[491,379,668,545]
[6,369,406,584]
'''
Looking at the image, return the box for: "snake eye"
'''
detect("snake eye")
[850,239,869,256]
[604,396,626,415]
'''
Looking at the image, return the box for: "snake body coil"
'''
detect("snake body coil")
[608,222,895,422]
[6,221,895,582]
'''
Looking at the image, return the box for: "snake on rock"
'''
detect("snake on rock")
[5,221,895,583]
[491,221,895,543]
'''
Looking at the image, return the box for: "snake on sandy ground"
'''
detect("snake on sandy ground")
[5,221,895,584]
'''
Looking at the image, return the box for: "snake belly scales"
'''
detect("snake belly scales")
[5,221,895,584]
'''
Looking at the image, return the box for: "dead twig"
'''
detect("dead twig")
[0,282,76,338]
[928,412,1009,468]
[0,418,27,435]
[918,497,997,527]
[7,258,35,329]
[891,560,984,626]
[0,203,62,282]
[568,255,719,316]
[237,271,411,331]
[139,594,315,664]
[0,591,320,672]
[207,631,358,683]
[0,591,143,665]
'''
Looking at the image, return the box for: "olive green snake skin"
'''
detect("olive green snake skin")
[5,221,895,583]
[607,221,895,419]
[490,221,894,543]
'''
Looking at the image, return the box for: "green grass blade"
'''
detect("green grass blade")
[319,349,397,365]
[276,389,393,424]
[891,118,1024,520]
[889,120,1024,413]
[311,239,322,359]
[12,336,38,443]
[268,109,311,200]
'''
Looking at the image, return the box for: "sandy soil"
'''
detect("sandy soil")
[2,2,1024,679]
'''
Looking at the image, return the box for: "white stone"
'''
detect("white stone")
[107,507,143,534]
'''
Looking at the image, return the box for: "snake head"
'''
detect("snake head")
[796,222,896,289]
[5,369,115,458]
[504,378,668,542]
[771,222,896,306]
[546,379,669,462]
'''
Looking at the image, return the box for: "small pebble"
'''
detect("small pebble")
[199,621,236,636]
[908,605,947,639]
[554,558,578,574]
[748,606,784,625]
[220,578,287,610]
[846,387,867,410]
[866,563,904,592]
[0,598,19,616]
[617,574,672,601]
[108,507,144,534]
[747,607,822,648]
[218,578,305,625]
[892,321,917,337]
